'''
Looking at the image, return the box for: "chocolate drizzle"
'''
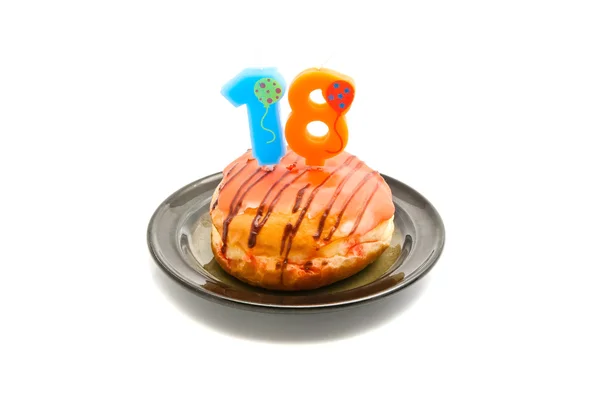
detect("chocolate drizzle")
[212,159,250,210]
[225,161,240,178]
[279,156,356,276]
[247,170,308,249]
[221,167,273,255]
[221,162,249,190]
[280,223,293,255]
[292,184,310,213]
[313,160,364,240]
[348,181,379,236]
[247,158,304,248]
[324,170,378,241]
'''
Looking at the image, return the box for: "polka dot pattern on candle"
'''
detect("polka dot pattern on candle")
[254,78,284,107]
[325,80,355,114]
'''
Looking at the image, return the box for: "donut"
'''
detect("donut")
[209,149,395,291]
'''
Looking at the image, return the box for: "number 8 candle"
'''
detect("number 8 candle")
[222,68,287,166]
[285,68,355,166]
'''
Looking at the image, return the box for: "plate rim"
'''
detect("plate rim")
[147,172,445,313]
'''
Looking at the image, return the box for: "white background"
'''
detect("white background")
[1,1,599,400]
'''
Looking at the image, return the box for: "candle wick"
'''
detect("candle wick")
[319,51,335,70]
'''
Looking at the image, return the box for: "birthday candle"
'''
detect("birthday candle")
[221,68,287,166]
[285,68,355,166]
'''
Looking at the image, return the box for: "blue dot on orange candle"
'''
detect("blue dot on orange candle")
[338,94,343,99]
[340,103,345,108]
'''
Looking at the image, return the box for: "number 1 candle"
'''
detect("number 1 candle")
[285,68,355,166]
[222,68,287,166]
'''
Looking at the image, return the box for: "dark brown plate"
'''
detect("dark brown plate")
[147,173,444,313]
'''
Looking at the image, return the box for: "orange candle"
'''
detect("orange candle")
[285,68,355,166]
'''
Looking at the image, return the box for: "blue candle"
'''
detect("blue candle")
[221,68,287,166]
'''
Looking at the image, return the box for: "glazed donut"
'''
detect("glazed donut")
[209,149,395,291]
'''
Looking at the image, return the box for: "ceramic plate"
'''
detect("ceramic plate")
[147,173,445,313]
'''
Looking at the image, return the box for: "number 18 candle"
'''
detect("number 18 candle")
[222,68,287,166]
